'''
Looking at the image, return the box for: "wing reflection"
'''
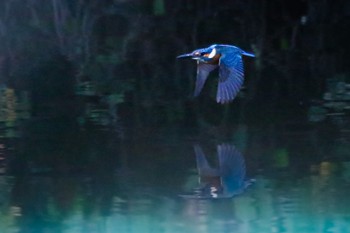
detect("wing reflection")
[182,144,253,199]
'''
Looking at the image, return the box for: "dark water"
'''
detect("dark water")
[0,116,349,233]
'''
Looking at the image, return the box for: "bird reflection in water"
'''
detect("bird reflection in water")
[181,144,253,199]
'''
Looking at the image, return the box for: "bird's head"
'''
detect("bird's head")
[177,45,220,63]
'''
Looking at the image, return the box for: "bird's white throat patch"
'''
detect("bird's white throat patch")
[208,48,216,59]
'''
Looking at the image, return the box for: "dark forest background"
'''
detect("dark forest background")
[0,0,349,132]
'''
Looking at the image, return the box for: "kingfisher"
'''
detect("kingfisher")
[177,44,255,104]
[180,144,254,199]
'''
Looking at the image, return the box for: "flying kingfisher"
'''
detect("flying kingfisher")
[177,44,255,104]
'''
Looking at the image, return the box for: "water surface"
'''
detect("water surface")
[0,121,349,233]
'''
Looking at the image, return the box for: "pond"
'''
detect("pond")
[1,1,349,232]
[0,120,349,233]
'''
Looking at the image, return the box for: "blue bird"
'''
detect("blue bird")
[179,144,254,199]
[177,44,255,104]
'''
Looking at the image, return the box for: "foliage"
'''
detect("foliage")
[0,0,349,129]
[0,87,30,138]
[153,0,165,16]
[309,74,350,123]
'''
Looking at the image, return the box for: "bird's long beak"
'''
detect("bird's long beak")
[177,53,202,61]
[176,53,193,59]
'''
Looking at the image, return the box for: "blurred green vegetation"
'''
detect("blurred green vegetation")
[0,0,348,130]
[0,87,30,138]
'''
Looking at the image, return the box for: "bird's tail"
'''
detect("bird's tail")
[242,51,255,57]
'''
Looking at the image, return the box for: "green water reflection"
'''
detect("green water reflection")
[0,167,349,232]
[0,129,349,233]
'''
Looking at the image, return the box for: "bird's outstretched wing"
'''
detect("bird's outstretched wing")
[194,144,220,176]
[217,144,246,194]
[217,144,245,180]
[217,54,244,104]
[194,62,217,97]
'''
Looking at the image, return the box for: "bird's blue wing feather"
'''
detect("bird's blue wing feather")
[217,144,246,194]
[195,62,217,97]
[194,145,219,176]
[217,54,244,104]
